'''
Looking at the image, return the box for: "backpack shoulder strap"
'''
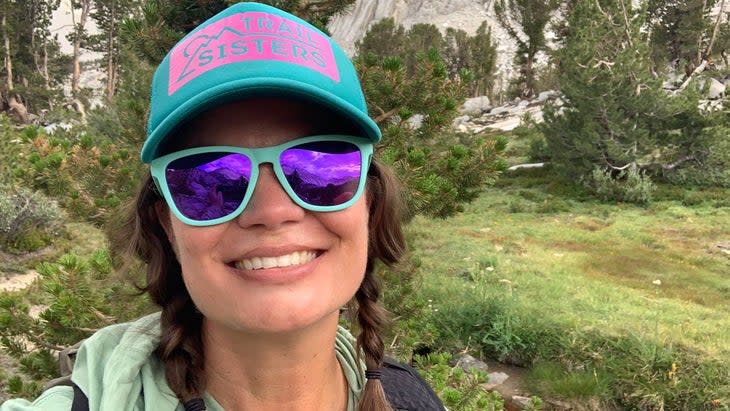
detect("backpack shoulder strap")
[380,357,445,411]
[42,339,84,391]
[71,382,89,411]
[40,340,89,411]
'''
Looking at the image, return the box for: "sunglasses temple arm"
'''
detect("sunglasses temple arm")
[150,176,163,196]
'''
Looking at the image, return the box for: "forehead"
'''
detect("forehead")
[170,98,357,150]
[184,99,313,148]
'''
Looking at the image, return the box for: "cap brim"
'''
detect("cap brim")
[141,77,381,163]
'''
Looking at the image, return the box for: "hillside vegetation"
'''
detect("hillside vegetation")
[1,0,730,410]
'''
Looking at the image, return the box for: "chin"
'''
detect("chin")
[207,303,342,336]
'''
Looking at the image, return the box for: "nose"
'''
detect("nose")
[235,164,306,229]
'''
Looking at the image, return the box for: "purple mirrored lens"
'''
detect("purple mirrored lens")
[280,141,361,207]
[166,152,252,221]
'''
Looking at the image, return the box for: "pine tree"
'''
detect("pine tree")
[540,0,717,185]
[402,23,443,73]
[361,19,497,98]
[0,0,67,123]
[647,0,718,71]
[356,21,505,218]
[354,17,405,61]
[466,21,497,97]
[87,0,142,101]
[494,0,559,98]
[68,0,92,119]
[443,27,470,79]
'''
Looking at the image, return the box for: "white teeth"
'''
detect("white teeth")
[235,251,317,270]
[262,257,277,269]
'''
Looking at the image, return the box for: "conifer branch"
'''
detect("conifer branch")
[705,0,726,57]
[618,0,633,48]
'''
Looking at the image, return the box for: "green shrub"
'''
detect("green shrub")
[508,199,528,213]
[16,135,144,226]
[4,375,41,399]
[525,129,549,163]
[0,250,154,396]
[663,124,730,188]
[379,254,441,359]
[414,352,508,411]
[517,189,542,202]
[588,167,655,205]
[651,184,686,201]
[0,185,64,252]
[535,197,572,214]
[680,188,730,207]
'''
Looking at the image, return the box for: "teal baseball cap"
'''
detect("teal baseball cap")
[141,2,381,163]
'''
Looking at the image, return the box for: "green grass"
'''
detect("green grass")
[399,170,730,409]
[526,361,612,400]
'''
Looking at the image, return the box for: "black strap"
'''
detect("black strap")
[380,357,445,410]
[71,382,89,411]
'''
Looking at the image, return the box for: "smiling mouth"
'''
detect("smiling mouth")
[233,251,319,270]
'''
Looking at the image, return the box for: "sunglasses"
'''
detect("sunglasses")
[150,135,374,226]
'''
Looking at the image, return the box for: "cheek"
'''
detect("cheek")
[326,198,370,259]
[167,219,226,264]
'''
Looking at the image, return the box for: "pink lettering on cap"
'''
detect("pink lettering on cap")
[168,12,340,95]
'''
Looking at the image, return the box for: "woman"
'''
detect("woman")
[1,2,444,410]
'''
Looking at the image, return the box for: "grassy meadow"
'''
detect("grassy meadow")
[397,168,730,409]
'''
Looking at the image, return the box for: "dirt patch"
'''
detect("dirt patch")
[461,229,488,238]
[0,270,40,292]
[582,247,729,309]
[549,240,592,253]
[572,217,611,232]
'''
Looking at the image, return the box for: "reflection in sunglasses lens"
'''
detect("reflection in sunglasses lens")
[167,153,252,221]
[281,142,361,206]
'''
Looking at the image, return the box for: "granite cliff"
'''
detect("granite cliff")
[328,0,520,85]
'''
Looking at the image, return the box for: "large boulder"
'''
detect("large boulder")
[460,96,491,115]
[708,78,726,99]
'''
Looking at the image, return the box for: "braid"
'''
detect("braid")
[355,266,394,411]
[352,160,405,411]
[157,293,206,403]
[123,174,208,404]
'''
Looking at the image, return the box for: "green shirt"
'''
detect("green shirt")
[1,312,365,411]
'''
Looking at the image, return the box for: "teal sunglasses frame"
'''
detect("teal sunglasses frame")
[150,135,374,227]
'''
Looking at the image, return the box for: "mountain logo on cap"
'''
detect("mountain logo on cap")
[168,12,341,95]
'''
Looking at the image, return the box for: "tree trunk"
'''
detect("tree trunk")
[71,0,91,98]
[71,98,86,122]
[105,0,116,101]
[618,0,633,48]
[698,0,708,62]
[674,60,709,95]
[3,13,13,92]
[705,0,726,57]
[524,54,535,98]
[662,155,695,170]
[2,11,29,123]
[43,41,51,101]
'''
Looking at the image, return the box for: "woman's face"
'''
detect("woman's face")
[158,98,369,335]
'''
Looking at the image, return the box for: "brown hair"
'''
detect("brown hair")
[120,158,405,410]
